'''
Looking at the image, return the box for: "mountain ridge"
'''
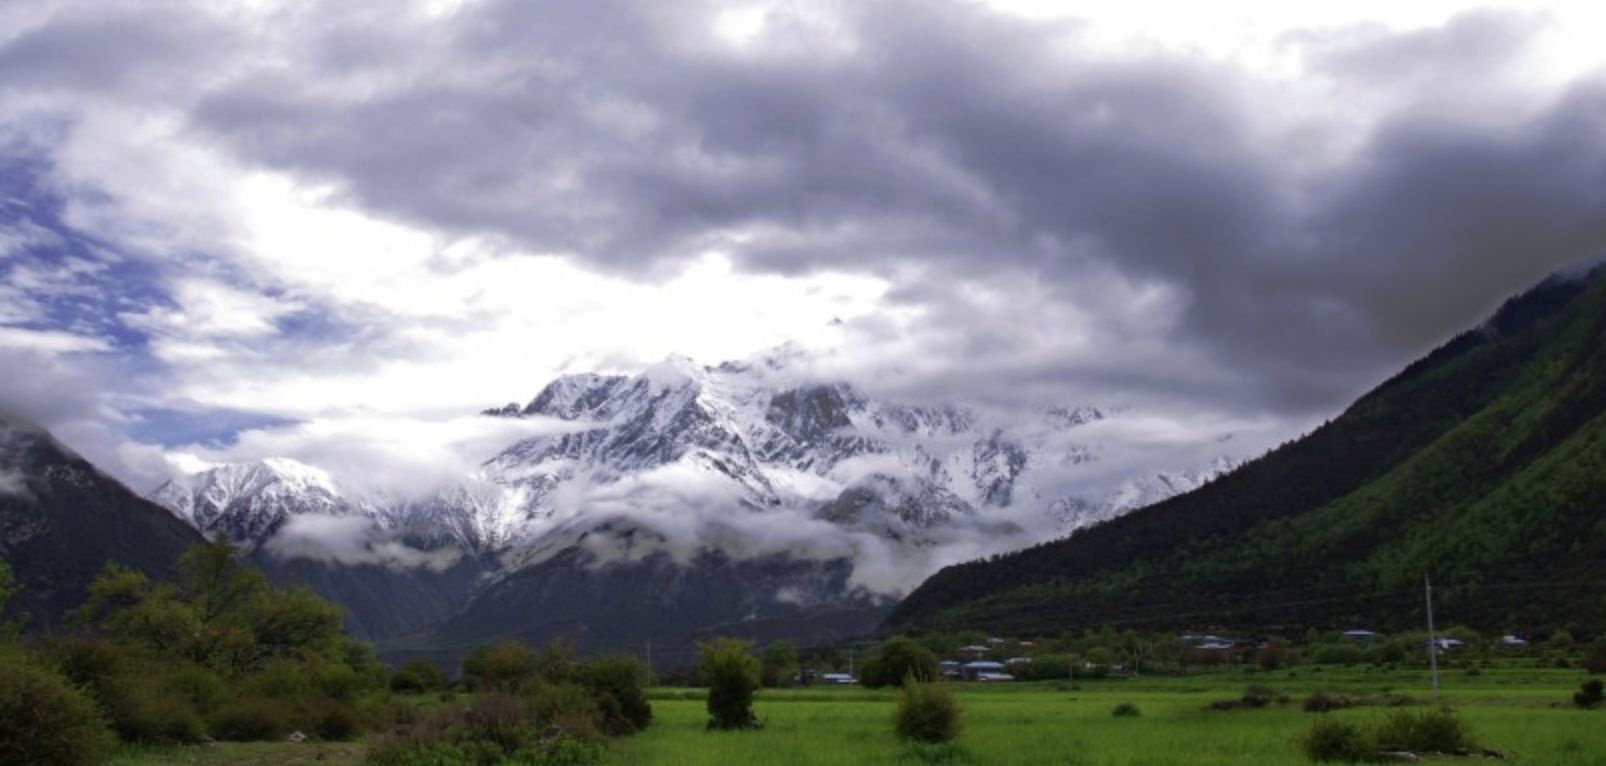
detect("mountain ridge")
[887,264,1606,637]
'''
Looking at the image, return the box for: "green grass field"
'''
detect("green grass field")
[111,666,1605,766]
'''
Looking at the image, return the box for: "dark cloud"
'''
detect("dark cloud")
[4,0,1604,427]
[0,3,234,96]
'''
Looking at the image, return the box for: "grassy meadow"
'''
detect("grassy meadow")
[108,664,1605,766]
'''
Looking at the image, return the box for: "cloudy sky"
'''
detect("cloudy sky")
[2,0,1605,493]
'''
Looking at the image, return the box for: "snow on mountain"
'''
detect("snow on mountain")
[1049,456,1240,531]
[149,348,1241,595]
[151,458,353,546]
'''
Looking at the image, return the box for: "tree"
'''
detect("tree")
[862,636,938,689]
[1152,634,1182,672]
[462,640,539,692]
[699,638,760,730]
[760,640,799,688]
[176,541,267,624]
[0,558,23,637]
[390,658,449,694]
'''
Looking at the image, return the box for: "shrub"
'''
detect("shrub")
[759,640,798,689]
[392,659,449,694]
[1587,639,1606,675]
[863,637,939,689]
[364,692,603,766]
[525,682,604,743]
[310,699,363,741]
[1311,645,1364,666]
[1302,692,1353,713]
[108,680,205,745]
[1111,702,1140,718]
[1300,720,1371,762]
[462,640,540,692]
[1372,709,1472,754]
[459,693,533,753]
[1573,679,1604,709]
[699,638,761,730]
[0,652,114,766]
[159,662,226,711]
[894,678,961,743]
[574,656,652,734]
[1241,685,1276,708]
[208,697,292,741]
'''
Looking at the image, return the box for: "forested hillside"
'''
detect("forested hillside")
[889,267,1606,637]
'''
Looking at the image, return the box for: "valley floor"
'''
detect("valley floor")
[111,667,1604,766]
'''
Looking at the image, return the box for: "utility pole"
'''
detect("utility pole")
[1425,574,1440,706]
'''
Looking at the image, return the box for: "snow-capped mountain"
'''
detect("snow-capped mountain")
[151,458,353,546]
[146,347,1243,652]
[1049,456,1240,530]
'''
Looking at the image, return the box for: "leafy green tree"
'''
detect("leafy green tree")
[462,640,539,692]
[862,636,938,688]
[248,586,343,658]
[760,640,799,688]
[390,658,449,693]
[699,638,760,730]
[177,541,268,624]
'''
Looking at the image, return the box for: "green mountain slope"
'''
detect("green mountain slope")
[888,268,1606,637]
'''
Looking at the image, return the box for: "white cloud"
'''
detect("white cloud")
[0,326,110,354]
[264,513,463,571]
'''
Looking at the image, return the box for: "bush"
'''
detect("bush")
[1372,709,1473,754]
[1302,692,1353,713]
[863,637,939,689]
[1241,685,1277,708]
[462,640,540,692]
[759,641,798,689]
[1573,679,1604,709]
[364,692,603,766]
[525,682,604,743]
[209,697,292,741]
[0,652,114,766]
[1587,639,1606,675]
[574,656,651,734]
[1300,720,1371,762]
[310,699,363,741]
[894,678,961,743]
[1111,702,1140,718]
[699,638,761,730]
[107,680,205,745]
[1311,645,1364,666]
[392,659,450,694]
[459,693,533,753]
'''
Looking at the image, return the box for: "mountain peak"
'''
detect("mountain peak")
[642,354,706,394]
